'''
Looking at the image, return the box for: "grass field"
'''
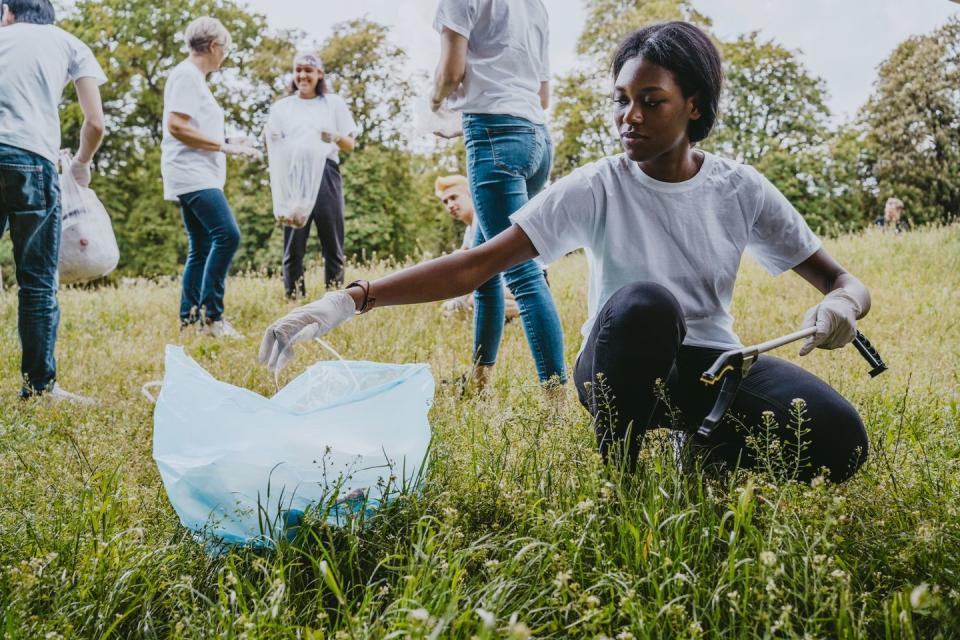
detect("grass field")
[1,226,959,638]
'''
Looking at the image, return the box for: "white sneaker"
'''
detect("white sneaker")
[46,384,98,406]
[200,319,244,339]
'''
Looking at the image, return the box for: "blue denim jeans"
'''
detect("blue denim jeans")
[178,188,240,323]
[0,143,61,396]
[462,113,566,384]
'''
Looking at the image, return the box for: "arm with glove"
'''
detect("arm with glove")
[792,248,871,356]
[259,225,537,371]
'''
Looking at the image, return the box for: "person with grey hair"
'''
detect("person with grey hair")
[0,0,106,403]
[161,16,260,339]
[265,49,358,297]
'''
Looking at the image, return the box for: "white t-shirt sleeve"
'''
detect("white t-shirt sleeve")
[433,0,476,38]
[746,171,822,275]
[538,25,550,82]
[165,68,203,120]
[331,95,359,138]
[510,169,599,264]
[67,37,107,85]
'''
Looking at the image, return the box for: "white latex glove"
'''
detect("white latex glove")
[258,291,357,371]
[220,142,263,161]
[319,130,341,144]
[70,159,92,187]
[798,289,862,356]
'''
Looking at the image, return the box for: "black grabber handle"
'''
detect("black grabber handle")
[853,331,887,378]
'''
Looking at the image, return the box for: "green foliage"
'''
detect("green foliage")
[861,16,960,224]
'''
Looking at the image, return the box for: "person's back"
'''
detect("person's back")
[0,21,101,163]
[435,0,550,124]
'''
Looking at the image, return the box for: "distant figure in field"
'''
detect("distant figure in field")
[435,175,519,321]
[265,49,358,299]
[874,197,911,232]
[0,0,106,404]
[161,16,260,339]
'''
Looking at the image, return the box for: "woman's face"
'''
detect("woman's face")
[295,64,323,98]
[612,56,701,163]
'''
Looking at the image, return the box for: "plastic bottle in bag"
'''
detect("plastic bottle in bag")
[58,151,120,285]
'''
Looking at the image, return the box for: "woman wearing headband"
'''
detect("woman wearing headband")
[265,50,359,298]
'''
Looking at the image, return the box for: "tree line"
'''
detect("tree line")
[16,0,956,280]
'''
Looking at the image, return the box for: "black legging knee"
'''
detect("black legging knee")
[573,282,869,482]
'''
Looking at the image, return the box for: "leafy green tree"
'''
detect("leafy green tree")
[861,16,960,224]
[59,0,295,276]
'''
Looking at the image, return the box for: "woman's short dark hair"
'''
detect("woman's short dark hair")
[288,76,326,97]
[611,21,723,143]
[5,0,55,24]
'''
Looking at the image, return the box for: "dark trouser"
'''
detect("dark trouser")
[178,188,240,323]
[0,143,61,397]
[283,159,344,297]
[573,282,869,483]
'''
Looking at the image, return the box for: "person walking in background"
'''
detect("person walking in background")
[435,174,519,321]
[266,50,358,298]
[874,197,911,232]
[430,0,565,391]
[0,0,105,403]
[161,16,260,338]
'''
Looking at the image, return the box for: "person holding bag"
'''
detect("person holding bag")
[265,50,358,299]
[0,0,106,403]
[161,16,260,338]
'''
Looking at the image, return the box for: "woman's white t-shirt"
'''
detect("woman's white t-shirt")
[160,60,226,201]
[433,0,550,125]
[264,94,359,165]
[510,152,821,351]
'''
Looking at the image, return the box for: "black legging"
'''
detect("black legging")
[283,158,345,296]
[573,282,869,482]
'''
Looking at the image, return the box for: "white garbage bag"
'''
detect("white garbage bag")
[152,345,434,548]
[266,129,333,228]
[57,151,120,284]
[413,94,462,139]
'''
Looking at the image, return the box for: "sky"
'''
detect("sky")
[244,0,960,122]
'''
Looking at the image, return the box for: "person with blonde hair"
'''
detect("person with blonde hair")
[434,174,518,321]
[162,16,260,338]
[874,197,910,232]
[265,49,358,298]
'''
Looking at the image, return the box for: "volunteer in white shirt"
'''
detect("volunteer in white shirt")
[261,21,873,484]
[161,16,260,339]
[427,0,564,391]
[0,0,106,403]
[265,50,358,298]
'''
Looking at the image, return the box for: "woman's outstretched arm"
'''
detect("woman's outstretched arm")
[346,225,538,310]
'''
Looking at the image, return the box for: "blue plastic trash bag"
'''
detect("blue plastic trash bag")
[152,345,434,547]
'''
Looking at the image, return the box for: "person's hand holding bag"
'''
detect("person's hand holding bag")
[798,289,862,356]
[258,291,357,371]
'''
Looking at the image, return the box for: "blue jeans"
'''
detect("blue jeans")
[178,188,240,323]
[463,113,566,383]
[0,143,61,396]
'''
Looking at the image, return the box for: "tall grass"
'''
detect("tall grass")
[1,226,958,638]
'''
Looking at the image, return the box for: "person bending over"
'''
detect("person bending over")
[260,22,871,483]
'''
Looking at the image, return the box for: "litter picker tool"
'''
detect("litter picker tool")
[697,329,887,439]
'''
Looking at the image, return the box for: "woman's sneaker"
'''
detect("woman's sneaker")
[200,318,244,339]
